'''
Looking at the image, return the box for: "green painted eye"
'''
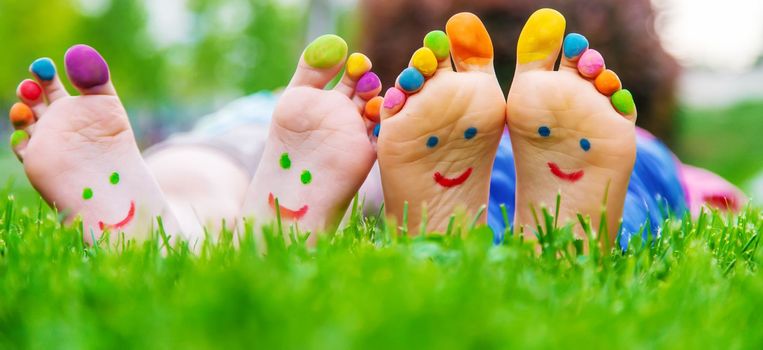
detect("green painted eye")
[300,170,312,185]
[82,187,93,200]
[280,153,291,170]
[110,172,120,185]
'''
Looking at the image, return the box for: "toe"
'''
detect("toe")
[611,89,637,120]
[64,45,117,96]
[16,80,46,116]
[445,12,494,73]
[515,8,566,73]
[410,47,439,78]
[594,69,622,96]
[364,96,383,123]
[395,67,425,94]
[9,130,30,161]
[577,49,606,79]
[288,34,348,89]
[559,33,589,71]
[9,102,35,130]
[335,53,378,99]
[423,30,452,72]
[355,71,382,100]
[29,57,70,102]
[380,87,407,120]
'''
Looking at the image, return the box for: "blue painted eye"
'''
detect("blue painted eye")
[464,127,477,140]
[580,138,591,151]
[538,126,551,137]
[426,136,439,148]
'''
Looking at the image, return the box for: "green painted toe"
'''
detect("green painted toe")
[424,31,450,61]
[611,89,636,115]
[304,34,348,69]
[10,130,29,147]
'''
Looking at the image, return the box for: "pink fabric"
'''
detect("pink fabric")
[680,164,747,216]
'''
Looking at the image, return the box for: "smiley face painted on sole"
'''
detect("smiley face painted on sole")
[268,152,312,220]
[426,127,480,188]
[81,172,136,231]
[535,125,593,183]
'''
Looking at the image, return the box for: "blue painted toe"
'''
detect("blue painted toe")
[563,33,589,59]
[398,67,425,93]
[30,58,56,81]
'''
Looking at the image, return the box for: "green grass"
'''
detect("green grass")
[0,190,760,349]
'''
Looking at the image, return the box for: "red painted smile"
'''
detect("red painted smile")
[433,168,473,188]
[548,162,584,182]
[99,200,136,231]
[268,193,308,220]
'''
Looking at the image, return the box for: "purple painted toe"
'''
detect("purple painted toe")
[64,45,110,89]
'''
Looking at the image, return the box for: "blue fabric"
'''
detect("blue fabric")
[488,131,688,249]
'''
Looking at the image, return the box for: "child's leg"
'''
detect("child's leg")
[240,35,382,240]
[506,9,637,244]
[9,46,183,244]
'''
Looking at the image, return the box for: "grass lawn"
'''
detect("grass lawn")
[0,190,761,349]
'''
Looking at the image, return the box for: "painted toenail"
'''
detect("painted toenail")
[594,69,622,96]
[517,9,566,64]
[373,124,380,137]
[65,45,110,89]
[10,103,34,127]
[424,31,450,61]
[412,47,438,77]
[580,138,591,151]
[30,58,56,81]
[464,127,478,139]
[578,49,605,78]
[446,12,494,65]
[346,53,371,79]
[10,130,29,147]
[357,71,381,93]
[364,96,383,123]
[538,126,551,137]
[426,136,439,148]
[563,33,588,59]
[611,89,636,115]
[304,34,348,69]
[383,88,406,109]
[398,67,425,92]
[20,80,42,100]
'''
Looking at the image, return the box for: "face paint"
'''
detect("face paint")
[20,80,42,100]
[548,162,584,182]
[364,96,383,123]
[464,127,477,140]
[516,9,566,64]
[423,30,450,61]
[303,34,348,69]
[383,88,406,109]
[434,168,473,188]
[10,130,29,148]
[300,170,312,185]
[82,188,93,200]
[594,69,622,96]
[268,193,308,220]
[563,33,589,59]
[611,89,636,115]
[580,138,591,151]
[279,153,291,170]
[538,126,551,137]
[64,45,110,89]
[373,124,381,137]
[445,12,494,66]
[110,172,120,185]
[99,201,136,231]
[577,49,605,78]
[10,103,34,128]
[398,67,424,93]
[411,47,438,77]
[346,53,372,79]
[30,58,56,81]
[426,136,439,148]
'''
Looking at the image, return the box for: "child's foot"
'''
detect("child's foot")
[507,9,637,243]
[241,35,381,239]
[376,13,506,232]
[9,45,181,244]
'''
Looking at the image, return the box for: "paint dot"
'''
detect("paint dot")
[538,126,551,137]
[82,188,93,200]
[373,124,380,137]
[464,127,478,140]
[580,138,591,152]
[300,170,312,185]
[110,172,120,185]
[280,153,291,170]
[426,136,439,148]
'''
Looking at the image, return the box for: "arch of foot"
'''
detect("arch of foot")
[562,33,637,117]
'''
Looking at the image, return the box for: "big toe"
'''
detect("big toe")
[445,12,494,73]
[64,44,116,96]
[288,34,348,89]
[516,8,566,73]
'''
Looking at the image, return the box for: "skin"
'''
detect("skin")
[507,9,637,245]
[377,13,506,233]
[240,36,381,243]
[9,45,183,245]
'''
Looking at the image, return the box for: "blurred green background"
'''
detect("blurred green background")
[0,0,761,205]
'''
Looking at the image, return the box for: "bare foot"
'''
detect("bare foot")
[376,13,506,233]
[9,45,181,244]
[507,9,638,243]
[241,35,381,239]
